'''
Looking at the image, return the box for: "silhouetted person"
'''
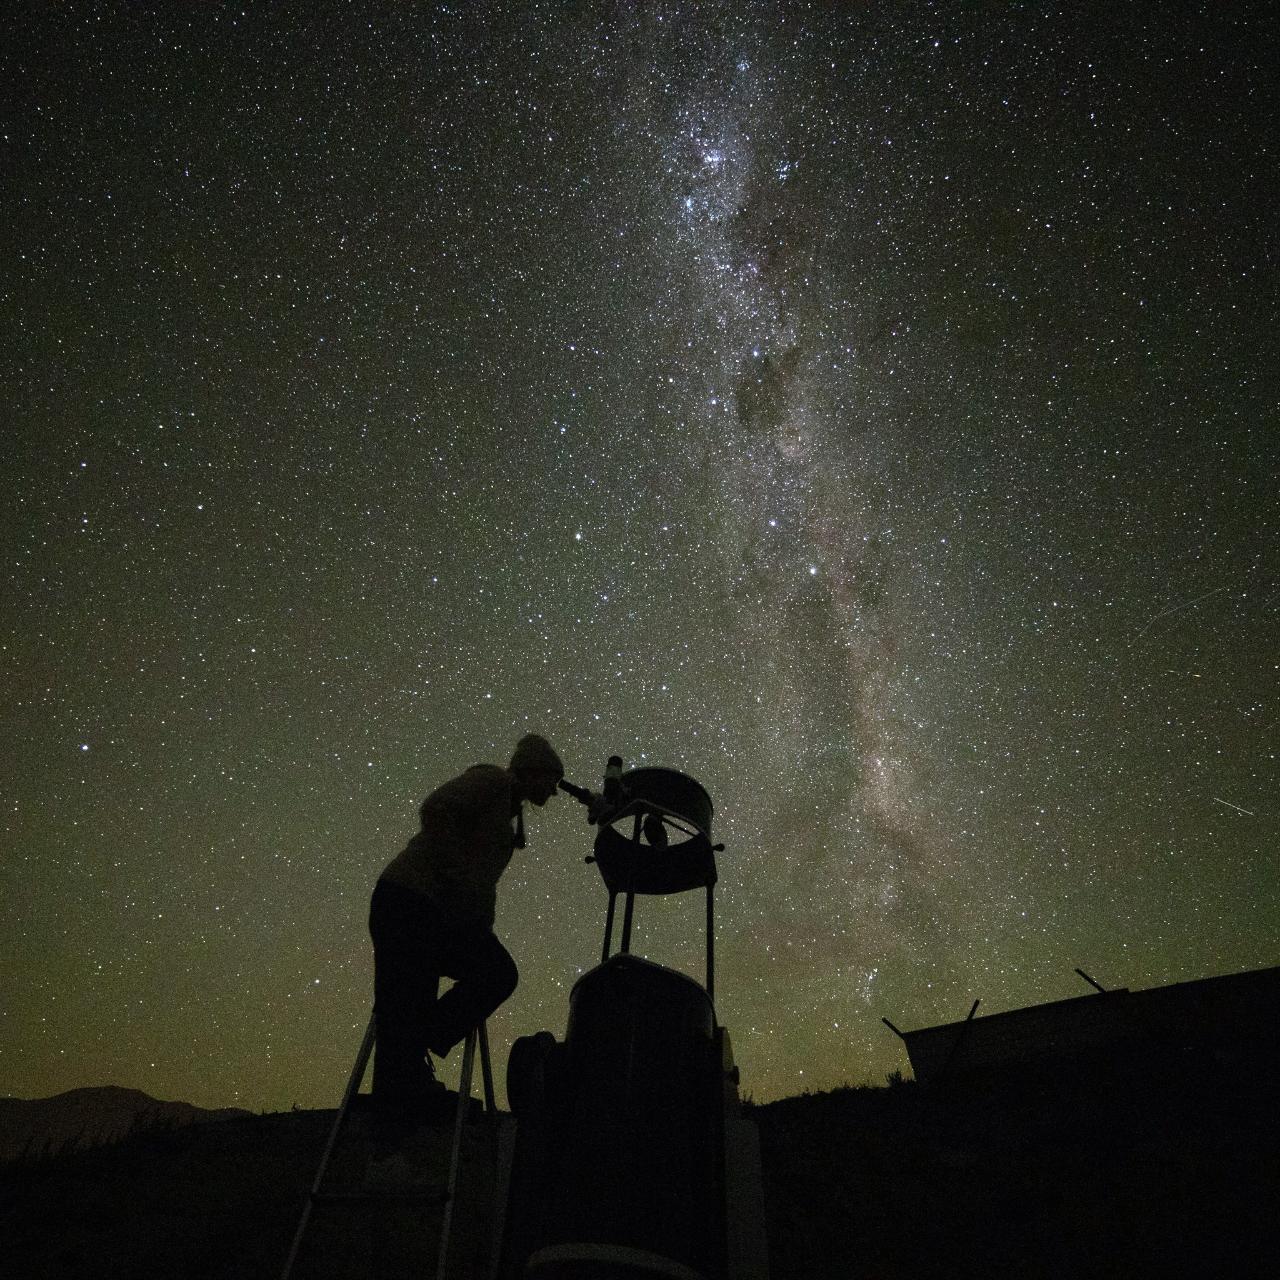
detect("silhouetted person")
[368,734,564,1126]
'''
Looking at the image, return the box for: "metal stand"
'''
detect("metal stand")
[280,1014,495,1280]
[597,810,719,1000]
[601,881,716,1003]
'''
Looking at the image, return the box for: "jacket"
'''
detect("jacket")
[380,763,521,927]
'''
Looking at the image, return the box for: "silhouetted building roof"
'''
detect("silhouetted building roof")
[895,964,1280,1085]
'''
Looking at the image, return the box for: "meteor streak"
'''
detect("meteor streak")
[1212,797,1255,816]
[1131,586,1230,640]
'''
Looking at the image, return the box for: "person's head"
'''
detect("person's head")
[509,733,564,806]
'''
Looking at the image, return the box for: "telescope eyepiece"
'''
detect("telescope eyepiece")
[604,755,623,805]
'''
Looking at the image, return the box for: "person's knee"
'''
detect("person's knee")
[490,946,518,1004]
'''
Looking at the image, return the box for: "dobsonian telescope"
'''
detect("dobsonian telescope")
[488,756,769,1280]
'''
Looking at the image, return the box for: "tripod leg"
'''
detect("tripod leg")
[620,891,636,953]
[602,892,617,962]
[706,883,715,1006]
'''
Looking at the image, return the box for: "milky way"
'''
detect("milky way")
[2,3,1276,1109]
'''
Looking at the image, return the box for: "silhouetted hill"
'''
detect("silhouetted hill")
[1,1106,324,1279]
[2,1053,1276,1278]
[0,1085,251,1161]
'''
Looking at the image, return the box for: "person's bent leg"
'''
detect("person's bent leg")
[429,930,518,1057]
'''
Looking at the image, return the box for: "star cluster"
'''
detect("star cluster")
[2,2,1276,1110]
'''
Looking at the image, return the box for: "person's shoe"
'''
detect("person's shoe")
[416,1057,450,1114]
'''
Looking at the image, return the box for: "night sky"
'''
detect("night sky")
[3,3,1276,1114]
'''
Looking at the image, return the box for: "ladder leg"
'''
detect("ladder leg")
[476,1019,502,1202]
[478,1019,496,1115]
[437,1025,479,1280]
[280,1013,377,1280]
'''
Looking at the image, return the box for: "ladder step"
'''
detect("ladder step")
[311,1188,449,1205]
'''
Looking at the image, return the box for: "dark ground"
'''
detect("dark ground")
[2,1053,1276,1279]
[753,1052,1279,1279]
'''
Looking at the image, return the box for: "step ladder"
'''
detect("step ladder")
[280,1014,498,1280]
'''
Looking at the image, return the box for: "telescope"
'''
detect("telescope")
[282,761,769,1280]
[491,758,769,1280]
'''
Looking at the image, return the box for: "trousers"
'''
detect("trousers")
[368,877,518,1102]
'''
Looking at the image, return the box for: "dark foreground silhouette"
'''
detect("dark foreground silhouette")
[3,1049,1276,1279]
